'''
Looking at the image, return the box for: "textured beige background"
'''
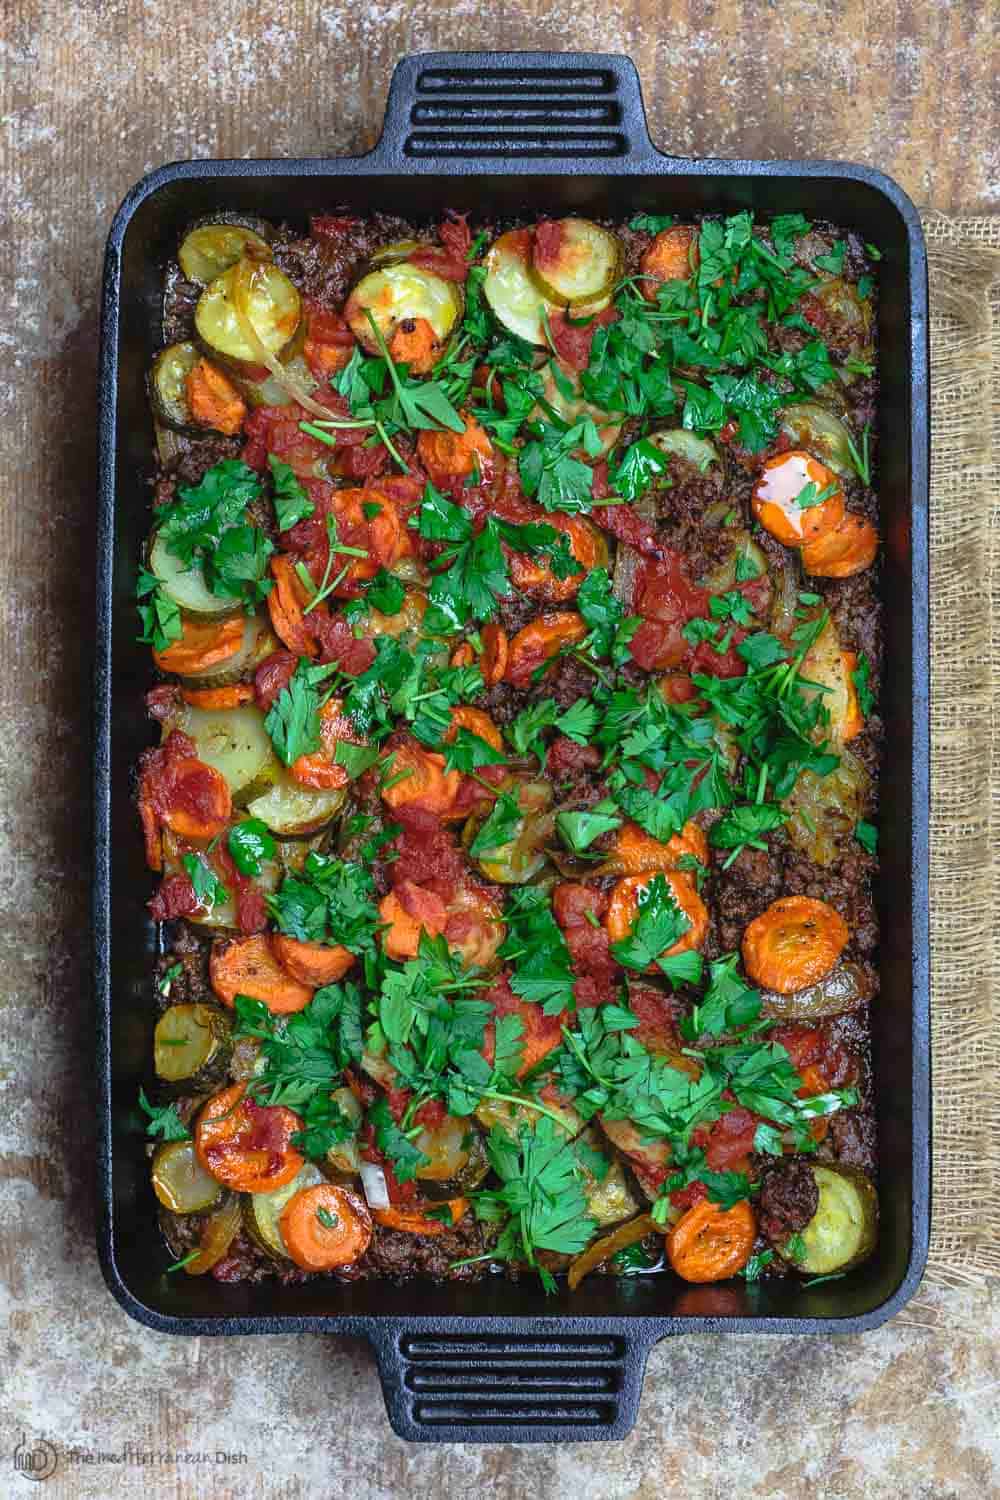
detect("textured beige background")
[3,2,1000,1496]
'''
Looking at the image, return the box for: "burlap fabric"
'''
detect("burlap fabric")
[922,213,1000,1286]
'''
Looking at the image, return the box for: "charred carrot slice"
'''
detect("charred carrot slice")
[271,934,356,987]
[505,611,587,688]
[279,1182,373,1270]
[640,225,699,301]
[184,358,247,436]
[665,1198,756,1282]
[267,554,321,656]
[416,413,493,487]
[801,513,879,577]
[741,896,849,994]
[604,819,709,875]
[604,871,709,960]
[752,450,845,548]
[209,933,314,1013]
[388,317,439,374]
[195,1083,304,1194]
[180,682,256,710]
[153,614,244,676]
[480,623,509,686]
[373,1198,469,1235]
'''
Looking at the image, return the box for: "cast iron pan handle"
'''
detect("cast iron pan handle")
[369,51,663,167]
[370,1322,653,1442]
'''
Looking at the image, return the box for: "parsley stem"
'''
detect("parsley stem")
[480,1090,577,1131]
[374,419,410,473]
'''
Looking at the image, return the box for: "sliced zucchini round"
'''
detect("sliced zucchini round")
[536,362,621,456]
[178,612,278,689]
[799,616,856,743]
[154,1003,233,1087]
[243,1161,326,1260]
[646,428,719,472]
[483,229,559,346]
[475,1090,582,1143]
[529,218,622,311]
[148,530,242,619]
[414,1118,490,1201]
[149,342,201,432]
[344,263,463,361]
[195,260,301,367]
[246,768,347,836]
[779,402,856,479]
[786,1163,878,1275]
[152,1139,223,1215]
[368,238,425,267]
[167,702,277,802]
[179,216,273,285]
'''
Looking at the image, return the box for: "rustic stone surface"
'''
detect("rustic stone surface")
[1,2,999,1495]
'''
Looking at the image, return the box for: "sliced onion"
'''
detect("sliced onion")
[360,1161,391,1210]
[567,1212,657,1290]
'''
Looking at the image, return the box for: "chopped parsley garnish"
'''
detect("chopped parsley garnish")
[136,570,183,652]
[156,459,274,610]
[233,983,364,1109]
[227,818,276,877]
[138,1087,189,1142]
[268,454,315,531]
[181,853,229,912]
[267,852,381,953]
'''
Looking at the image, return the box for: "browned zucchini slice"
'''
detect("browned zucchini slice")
[529,218,622,311]
[151,1139,222,1214]
[179,215,273,285]
[195,259,301,369]
[153,1002,233,1088]
[784,1164,878,1275]
[343,263,463,369]
[149,342,201,432]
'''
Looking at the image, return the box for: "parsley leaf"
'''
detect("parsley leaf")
[855,820,878,854]
[607,437,672,501]
[138,1087,190,1142]
[227,818,276,876]
[268,454,315,531]
[610,872,691,974]
[469,790,522,856]
[181,853,229,912]
[556,801,622,855]
[629,213,676,233]
[367,1095,431,1183]
[500,885,577,1014]
[267,852,381,953]
[366,568,405,615]
[851,651,875,716]
[136,570,183,653]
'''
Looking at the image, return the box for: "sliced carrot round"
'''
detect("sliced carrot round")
[209,933,314,1013]
[380,740,461,820]
[752,450,845,547]
[417,413,493,488]
[508,516,607,603]
[378,884,449,960]
[153,614,245,675]
[607,819,708,875]
[373,1197,469,1235]
[444,705,504,753]
[180,682,256,710]
[639,225,699,301]
[665,1198,756,1282]
[801,513,879,577]
[742,896,849,994]
[605,871,709,961]
[480,623,509,686]
[195,1083,304,1194]
[290,695,367,790]
[505,611,587,688]
[185,358,246,436]
[450,642,475,668]
[279,1182,373,1270]
[388,317,439,373]
[271,934,356,986]
[267,554,320,657]
[157,757,232,843]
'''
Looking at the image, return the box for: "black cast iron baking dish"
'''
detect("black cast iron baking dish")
[95,50,931,1443]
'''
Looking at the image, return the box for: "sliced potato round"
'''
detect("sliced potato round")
[788,1164,878,1275]
[646,428,719,472]
[149,342,201,432]
[148,530,241,619]
[165,702,277,802]
[154,1002,233,1088]
[179,612,278,689]
[536,362,621,456]
[529,218,622,310]
[152,1139,223,1215]
[179,217,273,285]
[483,229,559,346]
[344,263,463,358]
[243,1161,326,1260]
[195,260,301,367]
[246,768,347,836]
